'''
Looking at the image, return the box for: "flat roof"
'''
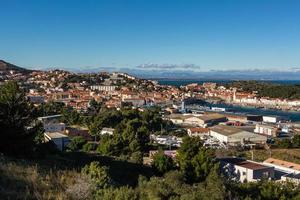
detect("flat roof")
[219,157,272,170]
[168,114,194,120]
[210,125,242,136]
[45,132,68,139]
[236,161,271,170]
[38,114,62,120]
[198,113,226,121]
[264,158,300,171]
[101,127,115,131]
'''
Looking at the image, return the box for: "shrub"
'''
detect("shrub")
[82,161,111,189]
[82,142,97,152]
[151,150,174,175]
[68,136,86,151]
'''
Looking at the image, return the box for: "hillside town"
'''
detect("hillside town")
[2,63,300,187]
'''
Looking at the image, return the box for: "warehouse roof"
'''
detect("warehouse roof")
[210,125,243,136]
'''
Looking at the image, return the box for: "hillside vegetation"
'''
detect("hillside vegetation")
[227,80,300,99]
[0,60,31,73]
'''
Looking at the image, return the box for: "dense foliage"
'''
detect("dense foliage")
[151,149,175,175]
[0,82,43,155]
[2,81,300,199]
[88,107,164,162]
[227,80,300,99]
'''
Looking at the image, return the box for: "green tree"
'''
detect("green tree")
[68,136,86,151]
[191,147,215,182]
[292,135,300,148]
[61,108,82,125]
[275,138,291,148]
[37,101,65,116]
[97,135,116,156]
[82,161,111,189]
[88,99,102,114]
[0,82,39,155]
[177,136,204,182]
[152,150,175,175]
[83,142,96,152]
[130,151,144,164]
[202,165,226,200]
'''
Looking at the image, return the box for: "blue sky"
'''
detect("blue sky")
[1,0,300,71]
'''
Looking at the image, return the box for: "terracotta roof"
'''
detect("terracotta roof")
[236,161,271,170]
[188,127,209,133]
[264,158,300,171]
[220,157,272,170]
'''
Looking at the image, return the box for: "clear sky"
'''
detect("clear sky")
[1,0,300,71]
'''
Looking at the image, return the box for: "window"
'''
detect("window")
[262,172,269,177]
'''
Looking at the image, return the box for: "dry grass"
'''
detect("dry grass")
[0,156,91,200]
[216,148,300,164]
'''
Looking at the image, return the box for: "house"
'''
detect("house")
[150,134,182,147]
[44,132,70,151]
[149,150,177,159]
[66,125,92,141]
[38,115,65,133]
[281,173,300,184]
[210,125,267,146]
[100,128,115,135]
[122,98,145,107]
[187,127,210,137]
[90,85,116,92]
[219,157,274,182]
[44,122,66,133]
[27,95,45,104]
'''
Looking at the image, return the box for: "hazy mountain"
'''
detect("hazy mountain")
[0,60,31,73]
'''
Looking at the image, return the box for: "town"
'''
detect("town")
[2,59,300,191]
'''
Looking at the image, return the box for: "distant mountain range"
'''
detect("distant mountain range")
[1,59,300,80]
[0,60,31,73]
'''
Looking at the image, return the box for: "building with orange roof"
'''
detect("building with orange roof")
[187,127,210,137]
[263,158,300,174]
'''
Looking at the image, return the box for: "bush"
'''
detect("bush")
[66,175,94,200]
[82,161,112,189]
[82,142,97,152]
[130,151,143,164]
[68,136,86,151]
[151,150,174,175]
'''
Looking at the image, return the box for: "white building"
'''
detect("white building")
[90,85,116,92]
[263,158,300,183]
[28,95,45,104]
[210,125,267,146]
[254,124,278,137]
[38,115,65,133]
[184,113,227,127]
[219,157,274,182]
[44,132,70,151]
[100,128,115,135]
[263,158,300,174]
[44,122,66,133]
[263,115,283,123]
[150,134,182,147]
[122,98,145,107]
[187,127,210,137]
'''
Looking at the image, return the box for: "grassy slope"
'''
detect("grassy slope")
[216,148,300,164]
[0,153,154,200]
